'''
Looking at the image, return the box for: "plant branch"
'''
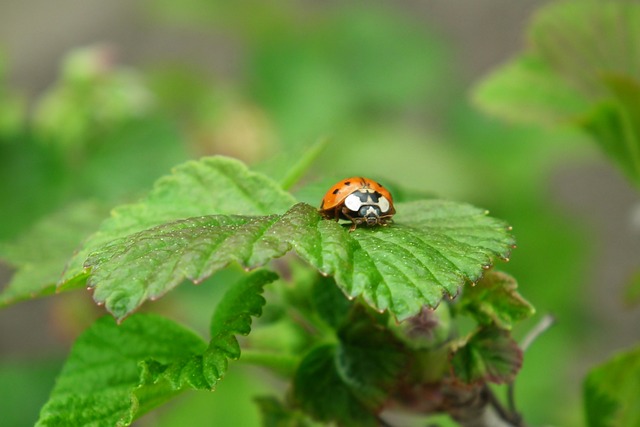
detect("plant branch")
[520,314,555,352]
[506,314,556,420]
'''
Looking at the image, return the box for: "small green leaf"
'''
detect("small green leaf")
[458,270,535,329]
[60,156,296,289]
[136,270,277,393]
[584,346,640,427]
[82,200,513,321]
[37,271,276,426]
[293,345,378,427]
[293,305,408,425]
[335,305,408,406]
[0,201,108,306]
[450,326,522,385]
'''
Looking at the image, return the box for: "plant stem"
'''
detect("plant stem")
[279,136,330,191]
[238,349,300,376]
[507,314,556,419]
[448,385,524,427]
[520,313,555,352]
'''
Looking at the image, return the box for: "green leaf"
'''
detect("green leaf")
[293,305,408,425]
[584,345,640,427]
[473,53,589,126]
[36,314,207,427]
[81,199,514,321]
[311,275,353,330]
[475,1,640,125]
[450,326,522,385]
[458,270,535,329]
[0,201,108,306]
[335,305,408,406]
[473,1,640,187]
[134,270,276,396]
[59,156,297,289]
[293,345,378,427]
[37,271,276,426]
[582,75,640,187]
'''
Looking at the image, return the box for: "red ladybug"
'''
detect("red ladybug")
[319,177,396,231]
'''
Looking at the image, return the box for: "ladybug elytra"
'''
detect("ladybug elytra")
[319,177,395,231]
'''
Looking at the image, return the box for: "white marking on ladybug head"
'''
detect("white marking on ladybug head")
[345,193,363,212]
[378,196,390,213]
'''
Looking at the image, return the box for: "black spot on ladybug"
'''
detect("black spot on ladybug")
[332,189,340,195]
[344,181,351,186]
[377,182,383,187]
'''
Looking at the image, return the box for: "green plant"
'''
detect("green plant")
[2,0,639,425]
[474,1,640,425]
[12,154,534,426]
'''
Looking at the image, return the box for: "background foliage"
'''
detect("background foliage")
[1,1,639,426]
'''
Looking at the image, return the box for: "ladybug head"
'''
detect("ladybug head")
[359,205,382,226]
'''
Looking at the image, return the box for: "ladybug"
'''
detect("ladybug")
[319,177,395,231]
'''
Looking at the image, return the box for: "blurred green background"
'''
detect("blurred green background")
[1,1,639,426]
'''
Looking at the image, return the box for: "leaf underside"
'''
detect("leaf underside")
[459,270,535,330]
[450,326,523,385]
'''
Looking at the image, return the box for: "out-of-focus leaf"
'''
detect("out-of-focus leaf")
[311,275,352,330]
[473,53,589,125]
[458,270,535,329]
[0,201,108,306]
[582,75,640,187]
[293,345,378,427]
[33,45,153,149]
[584,345,640,427]
[335,306,407,405]
[255,396,320,427]
[473,1,640,187]
[293,305,407,425]
[450,326,522,385]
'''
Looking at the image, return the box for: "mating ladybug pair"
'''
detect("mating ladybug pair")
[319,177,396,231]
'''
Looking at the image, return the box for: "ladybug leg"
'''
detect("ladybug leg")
[378,214,394,227]
[333,206,341,221]
[341,207,361,232]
